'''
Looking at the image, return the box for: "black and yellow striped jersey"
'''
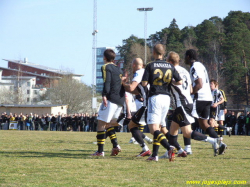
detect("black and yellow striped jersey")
[219,89,227,110]
[142,59,182,97]
[101,63,125,106]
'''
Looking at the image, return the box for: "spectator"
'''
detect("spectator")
[237,112,246,135]
[245,111,250,136]
[50,114,57,131]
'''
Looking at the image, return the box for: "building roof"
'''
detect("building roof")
[0,104,68,108]
[3,59,83,77]
[0,66,62,79]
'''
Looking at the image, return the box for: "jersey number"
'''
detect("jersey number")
[153,69,172,86]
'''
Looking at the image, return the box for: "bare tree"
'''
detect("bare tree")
[48,75,92,113]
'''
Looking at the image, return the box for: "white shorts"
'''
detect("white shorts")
[218,110,225,121]
[147,94,170,126]
[97,101,122,123]
[135,99,143,111]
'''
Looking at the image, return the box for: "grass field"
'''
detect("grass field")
[0,131,249,187]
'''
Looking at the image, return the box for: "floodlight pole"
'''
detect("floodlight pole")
[137,7,153,64]
[92,0,97,111]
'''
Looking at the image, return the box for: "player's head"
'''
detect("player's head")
[103,49,116,63]
[210,79,218,90]
[153,44,165,58]
[184,49,198,65]
[132,58,143,72]
[166,51,180,66]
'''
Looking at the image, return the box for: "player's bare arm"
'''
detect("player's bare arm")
[192,78,203,94]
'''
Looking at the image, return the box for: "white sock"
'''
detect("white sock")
[204,137,216,144]
[178,148,184,154]
[142,145,149,152]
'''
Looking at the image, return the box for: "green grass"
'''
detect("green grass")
[0,131,249,187]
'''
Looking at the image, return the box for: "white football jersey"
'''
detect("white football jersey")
[211,89,223,105]
[190,62,212,101]
[171,65,193,107]
[132,68,144,83]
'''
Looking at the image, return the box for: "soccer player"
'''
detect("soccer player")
[218,86,232,137]
[91,49,125,157]
[122,58,153,157]
[184,49,227,155]
[160,51,222,158]
[141,44,182,161]
[209,80,224,131]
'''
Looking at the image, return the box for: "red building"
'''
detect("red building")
[1,59,83,87]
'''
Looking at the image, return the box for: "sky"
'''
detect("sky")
[0,0,249,86]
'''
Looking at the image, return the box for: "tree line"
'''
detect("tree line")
[117,11,250,108]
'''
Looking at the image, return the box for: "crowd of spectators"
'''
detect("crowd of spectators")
[0,112,98,132]
[1,110,250,135]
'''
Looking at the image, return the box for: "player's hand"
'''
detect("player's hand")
[212,103,217,108]
[127,112,132,119]
[102,96,108,107]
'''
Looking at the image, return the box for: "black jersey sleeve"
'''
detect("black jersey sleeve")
[142,63,150,83]
[101,65,111,96]
[172,66,182,82]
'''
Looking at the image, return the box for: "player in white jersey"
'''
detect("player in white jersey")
[184,49,227,155]
[209,80,224,128]
[122,58,153,157]
[160,52,223,157]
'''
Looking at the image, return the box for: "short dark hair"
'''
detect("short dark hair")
[104,49,116,62]
[185,49,198,61]
[153,44,165,55]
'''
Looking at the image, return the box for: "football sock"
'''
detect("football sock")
[154,130,170,150]
[214,127,219,135]
[96,131,106,153]
[152,139,160,157]
[183,137,191,146]
[139,124,144,132]
[165,131,170,141]
[169,134,182,151]
[130,127,146,147]
[106,127,118,148]
[206,127,218,138]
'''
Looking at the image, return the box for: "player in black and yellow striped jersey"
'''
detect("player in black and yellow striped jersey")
[91,49,125,157]
[217,88,232,137]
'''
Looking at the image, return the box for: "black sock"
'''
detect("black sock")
[97,131,106,153]
[206,127,218,138]
[191,131,207,141]
[154,130,170,150]
[183,137,191,146]
[152,139,160,157]
[165,131,170,141]
[214,127,218,135]
[130,127,146,147]
[169,134,181,150]
[141,131,146,139]
[218,124,227,130]
[139,125,144,132]
[106,127,118,148]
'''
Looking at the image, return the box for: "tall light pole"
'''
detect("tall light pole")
[92,0,97,110]
[137,7,153,64]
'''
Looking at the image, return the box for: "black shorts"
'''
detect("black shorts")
[172,105,195,127]
[132,106,147,126]
[210,107,219,120]
[192,100,212,119]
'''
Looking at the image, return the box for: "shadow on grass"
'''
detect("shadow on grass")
[0,150,92,159]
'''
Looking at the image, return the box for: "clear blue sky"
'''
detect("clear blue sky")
[0,0,249,86]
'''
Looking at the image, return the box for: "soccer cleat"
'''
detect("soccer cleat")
[159,154,169,159]
[110,146,121,156]
[168,146,175,162]
[146,156,158,161]
[218,142,227,155]
[177,150,188,157]
[91,151,104,157]
[144,136,153,144]
[136,150,152,157]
